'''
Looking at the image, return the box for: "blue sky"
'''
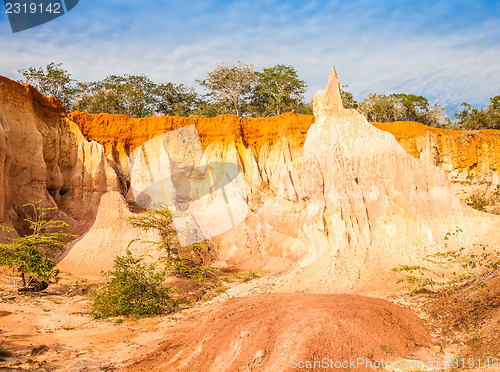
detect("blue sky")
[1,0,499,116]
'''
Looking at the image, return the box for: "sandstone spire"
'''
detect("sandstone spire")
[313,66,343,116]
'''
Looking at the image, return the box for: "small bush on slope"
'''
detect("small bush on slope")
[90,250,178,319]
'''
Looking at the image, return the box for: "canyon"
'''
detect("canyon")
[1,69,499,370]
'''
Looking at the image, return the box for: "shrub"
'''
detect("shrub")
[392,229,500,295]
[90,250,177,319]
[471,194,487,211]
[0,201,74,289]
[127,209,218,282]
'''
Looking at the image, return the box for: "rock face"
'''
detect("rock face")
[373,121,500,211]
[65,69,500,290]
[70,107,500,212]
[57,191,163,277]
[0,76,121,232]
[3,71,499,289]
[68,111,313,183]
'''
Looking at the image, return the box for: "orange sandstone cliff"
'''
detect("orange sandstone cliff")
[69,112,500,211]
[372,122,500,210]
[61,69,500,292]
[2,72,500,287]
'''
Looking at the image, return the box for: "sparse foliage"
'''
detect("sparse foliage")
[90,250,177,318]
[393,229,500,295]
[340,85,358,109]
[18,62,76,110]
[75,74,157,117]
[197,61,258,117]
[357,92,447,127]
[253,64,307,116]
[454,95,500,130]
[0,201,74,289]
[127,209,178,257]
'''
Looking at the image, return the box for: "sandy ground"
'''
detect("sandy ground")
[2,270,496,372]
[128,293,438,372]
[0,272,227,371]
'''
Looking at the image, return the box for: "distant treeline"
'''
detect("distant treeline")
[17,62,500,130]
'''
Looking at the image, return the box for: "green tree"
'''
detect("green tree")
[127,209,218,282]
[74,75,201,118]
[454,96,500,130]
[0,201,74,289]
[75,74,157,118]
[253,64,307,116]
[357,92,446,126]
[197,62,257,117]
[18,62,76,110]
[127,209,178,257]
[90,250,177,318]
[155,82,199,117]
[340,85,358,109]
[358,93,401,122]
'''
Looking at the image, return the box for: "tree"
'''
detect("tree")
[127,209,178,257]
[357,92,447,127]
[253,64,307,116]
[340,85,358,109]
[155,82,199,117]
[358,93,402,122]
[74,75,201,118]
[127,209,218,282]
[74,74,157,118]
[18,62,76,110]
[0,201,74,290]
[454,96,500,130]
[197,62,257,117]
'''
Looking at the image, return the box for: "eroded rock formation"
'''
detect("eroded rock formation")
[0,76,121,233]
[69,107,500,211]
[373,121,500,211]
[57,191,163,277]
[64,68,500,292]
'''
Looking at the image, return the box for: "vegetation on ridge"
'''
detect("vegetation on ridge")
[17,61,500,128]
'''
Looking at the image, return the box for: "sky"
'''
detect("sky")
[1,0,499,116]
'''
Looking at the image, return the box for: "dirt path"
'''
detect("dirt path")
[0,273,226,371]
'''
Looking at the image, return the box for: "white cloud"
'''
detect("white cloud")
[0,0,498,113]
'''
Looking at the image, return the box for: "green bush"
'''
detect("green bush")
[471,194,487,211]
[0,201,74,289]
[90,250,177,319]
[393,229,500,295]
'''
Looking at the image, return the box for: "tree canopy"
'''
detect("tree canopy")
[197,61,257,117]
[454,95,500,130]
[253,64,307,116]
[18,62,76,109]
[16,61,498,129]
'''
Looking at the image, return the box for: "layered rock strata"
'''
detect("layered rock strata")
[0,76,121,232]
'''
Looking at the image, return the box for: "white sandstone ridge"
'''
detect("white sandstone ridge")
[215,67,500,292]
[58,191,163,277]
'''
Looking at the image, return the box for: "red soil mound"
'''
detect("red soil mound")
[128,293,433,371]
